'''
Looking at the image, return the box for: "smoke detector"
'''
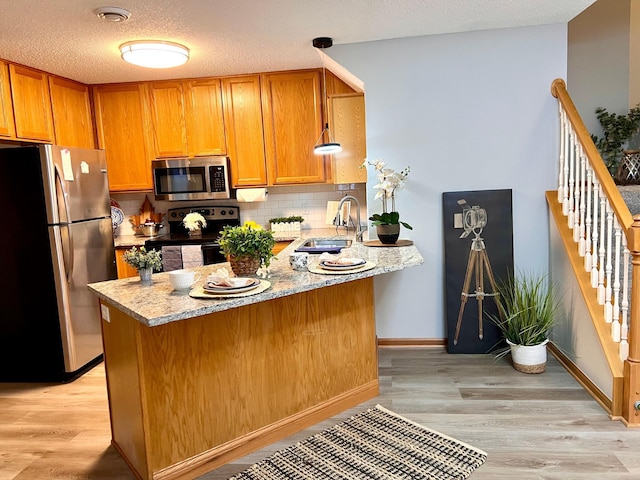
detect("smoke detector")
[94,6,131,22]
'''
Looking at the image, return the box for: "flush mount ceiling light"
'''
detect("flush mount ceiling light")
[119,40,190,68]
[313,37,342,155]
[94,6,131,22]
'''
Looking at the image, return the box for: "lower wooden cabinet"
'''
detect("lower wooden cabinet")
[115,248,139,279]
[272,241,292,255]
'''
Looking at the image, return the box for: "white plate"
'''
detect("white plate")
[320,260,367,271]
[111,206,124,228]
[202,278,260,294]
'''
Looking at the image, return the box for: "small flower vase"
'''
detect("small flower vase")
[229,255,261,276]
[376,224,400,244]
[138,267,153,285]
[188,229,202,237]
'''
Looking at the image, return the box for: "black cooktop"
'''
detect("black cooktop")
[145,205,241,247]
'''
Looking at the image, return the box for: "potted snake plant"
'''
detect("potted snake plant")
[486,270,560,374]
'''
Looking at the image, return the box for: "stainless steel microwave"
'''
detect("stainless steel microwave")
[152,156,232,201]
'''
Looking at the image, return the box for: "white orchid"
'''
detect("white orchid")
[362,158,412,230]
[364,158,410,213]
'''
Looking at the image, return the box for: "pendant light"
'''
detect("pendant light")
[313,37,342,155]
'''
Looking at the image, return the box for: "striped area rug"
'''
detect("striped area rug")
[228,404,487,479]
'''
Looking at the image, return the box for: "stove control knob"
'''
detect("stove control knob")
[220,210,226,215]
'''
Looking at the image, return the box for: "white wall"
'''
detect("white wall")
[330,24,568,339]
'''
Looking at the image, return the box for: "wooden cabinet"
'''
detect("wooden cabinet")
[148,78,226,158]
[147,80,187,158]
[49,76,95,148]
[261,70,325,185]
[223,75,268,187]
[9,64,54,142]
[184,78,226,156]
[93,83,154,191]
[272,241,292,255]
[328,93,367,184]
[115,248,139,279]
[0,60,15,138]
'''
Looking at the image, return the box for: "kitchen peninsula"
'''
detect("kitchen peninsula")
[88,237,423,480]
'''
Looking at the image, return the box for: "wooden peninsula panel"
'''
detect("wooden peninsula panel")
[100,278,378,480]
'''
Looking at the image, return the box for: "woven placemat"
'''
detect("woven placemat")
[307,261,376,275]
[228,404,487,480]
[189,280,271,299]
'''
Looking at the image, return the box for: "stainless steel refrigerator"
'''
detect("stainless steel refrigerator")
[0,144,117,382]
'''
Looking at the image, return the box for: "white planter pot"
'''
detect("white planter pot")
[506,338,549,374]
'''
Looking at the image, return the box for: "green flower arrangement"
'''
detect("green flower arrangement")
[122,246,162,271]
[268,215,305,224]
[218,221,277,268]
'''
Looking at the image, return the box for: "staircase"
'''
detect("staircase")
[549,79,640,426]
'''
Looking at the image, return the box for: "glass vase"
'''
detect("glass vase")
[138,267,153,285]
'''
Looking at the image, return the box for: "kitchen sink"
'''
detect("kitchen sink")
[295,238,352,253]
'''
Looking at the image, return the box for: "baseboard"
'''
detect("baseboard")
[547,342,613,415]
[377,338,447,347]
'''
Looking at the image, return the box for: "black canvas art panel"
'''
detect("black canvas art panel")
[442,189,514,354]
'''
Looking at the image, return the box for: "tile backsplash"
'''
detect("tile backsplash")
[112,183,367,237]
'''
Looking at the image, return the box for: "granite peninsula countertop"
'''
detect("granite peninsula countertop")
[90,235,424,327]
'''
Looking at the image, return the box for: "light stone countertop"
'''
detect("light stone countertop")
[89,234,424,327]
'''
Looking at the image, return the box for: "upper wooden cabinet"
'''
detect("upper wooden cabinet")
[261,70,325,185]
[148,80,188,158]
[328,93,367,184]
[93,83,153,191]
[0,60,15,138]
[9,64,54,142]
[148,78,226,158]
[49,76,95,149]
[184,78,226,157]
[223,75,268,187]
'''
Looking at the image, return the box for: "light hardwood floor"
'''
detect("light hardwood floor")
[2,347,640,479]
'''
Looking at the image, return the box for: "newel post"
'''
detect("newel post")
[623,215,640,425]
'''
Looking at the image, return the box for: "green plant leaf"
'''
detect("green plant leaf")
[484,269,561,347]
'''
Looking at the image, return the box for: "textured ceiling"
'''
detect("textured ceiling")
[0,0,595,85]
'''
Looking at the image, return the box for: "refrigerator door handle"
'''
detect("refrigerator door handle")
[54,164,74,281]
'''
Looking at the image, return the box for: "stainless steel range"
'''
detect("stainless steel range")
[144,205,240,271]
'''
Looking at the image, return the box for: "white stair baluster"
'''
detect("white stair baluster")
[584,165,593,271]
[597,191,606,304]
[591,180,600,288]
[611,217,622,340]
[620,233,630,361]
[567,130,575,227]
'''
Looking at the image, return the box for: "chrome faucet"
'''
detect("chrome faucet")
[337,195,365,242]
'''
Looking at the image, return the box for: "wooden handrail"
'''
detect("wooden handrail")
[552,77,640,426]
[551,79,633,229]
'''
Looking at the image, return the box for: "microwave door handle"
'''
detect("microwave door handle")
[54,164,74,281]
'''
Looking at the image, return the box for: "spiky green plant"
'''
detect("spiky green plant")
[486,270,559,347]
